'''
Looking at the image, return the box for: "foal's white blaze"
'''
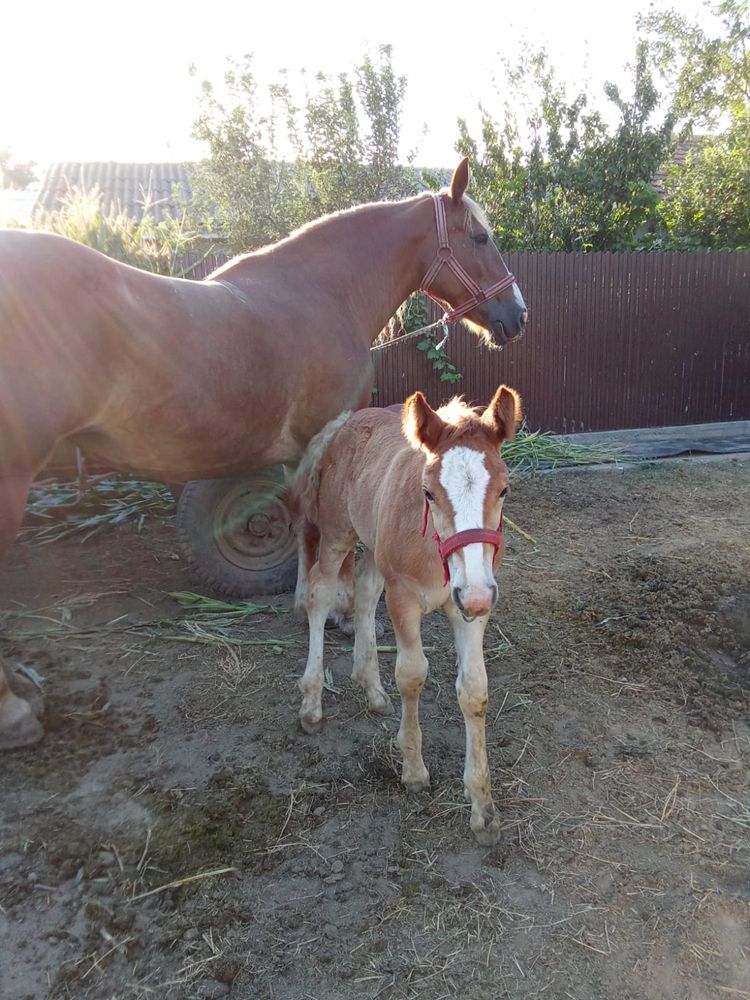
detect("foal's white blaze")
[438,446,495,597]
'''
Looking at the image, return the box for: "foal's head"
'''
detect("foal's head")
[403,386,522,619]
[420,159,528,347]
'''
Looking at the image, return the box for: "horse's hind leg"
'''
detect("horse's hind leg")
[350,549,391,715]
[299,540,351,734]
[0,473,45,749]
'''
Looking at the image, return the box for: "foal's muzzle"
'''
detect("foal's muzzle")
[452,583,498,621]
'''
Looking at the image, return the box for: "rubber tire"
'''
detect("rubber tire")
[176,468,298,597]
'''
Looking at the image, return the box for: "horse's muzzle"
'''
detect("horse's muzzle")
[491,303,527,344]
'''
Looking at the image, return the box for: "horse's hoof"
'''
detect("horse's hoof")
[299,712,323,735]
[0,695,44,751]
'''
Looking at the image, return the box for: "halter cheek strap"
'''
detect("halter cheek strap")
[421,497,504,587]
[420,194,516,324]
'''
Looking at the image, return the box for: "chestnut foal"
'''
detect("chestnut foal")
[294,386,521,844]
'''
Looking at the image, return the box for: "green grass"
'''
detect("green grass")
[502,425,633,478]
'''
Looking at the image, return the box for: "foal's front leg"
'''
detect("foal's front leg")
[387,587,430,792]
[444,603,501,845]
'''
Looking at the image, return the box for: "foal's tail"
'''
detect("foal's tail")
[290,410,352,617]
[290,410,352,526]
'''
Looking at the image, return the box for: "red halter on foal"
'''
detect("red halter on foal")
[419,194,516,324]
[421,498,504,587]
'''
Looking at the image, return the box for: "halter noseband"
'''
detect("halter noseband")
[419,194,516,324]
[421,497,504,587]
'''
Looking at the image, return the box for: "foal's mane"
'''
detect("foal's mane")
[431,397,497,450]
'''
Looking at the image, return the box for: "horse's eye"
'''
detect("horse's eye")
[500,487,509,499]
[473,232,489,246]
[423,488,434,502]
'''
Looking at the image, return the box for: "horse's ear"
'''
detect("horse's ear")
[482,385,522,444]
[450,158,471,204]
[402,391,446,454]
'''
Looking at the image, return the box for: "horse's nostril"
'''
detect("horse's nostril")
[520,309,528,327]
[452,587,464,611]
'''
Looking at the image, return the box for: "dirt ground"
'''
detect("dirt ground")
[1,459,749,1000]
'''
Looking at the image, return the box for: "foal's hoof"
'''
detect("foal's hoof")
[0,694,44,751]
[402,765,431,794]
[299,711,323,736]
[471,811,502,847]
[325,616,386,639]
[368,690,394,716]
[8,671,44,718]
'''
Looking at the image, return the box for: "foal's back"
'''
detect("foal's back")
[314,407,423,555]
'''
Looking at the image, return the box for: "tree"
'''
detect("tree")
[0,148,36,190]
[455,46,673,251]
[191,47,415,253]
[641,0,750,248]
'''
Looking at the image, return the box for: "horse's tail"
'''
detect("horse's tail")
[290,410,352,527]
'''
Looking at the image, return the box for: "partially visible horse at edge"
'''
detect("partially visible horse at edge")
[0,158,527,750]
[293,385,522,845]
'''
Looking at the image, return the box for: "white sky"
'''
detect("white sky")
[1,0,708,173]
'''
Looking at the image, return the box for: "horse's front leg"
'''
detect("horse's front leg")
[0,473,45,749]
[298,542,350,734]
[444,602,501,845]
[387,587,429,792]
[350,548,391,715]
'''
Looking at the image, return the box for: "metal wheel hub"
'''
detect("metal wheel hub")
[213,478,295,572]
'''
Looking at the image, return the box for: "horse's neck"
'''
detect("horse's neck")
[229,198,431,345]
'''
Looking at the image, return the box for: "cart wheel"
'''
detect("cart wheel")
[176,468,297,597]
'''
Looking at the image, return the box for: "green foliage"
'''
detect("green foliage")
[416,328,462,384]
[33,187,205,275]
[191,47,416,252]
[641,0,750,248]
[456,47,672,251]
[0,147,36,190]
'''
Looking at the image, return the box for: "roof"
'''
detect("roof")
[651,137,706,197]
[33,162,194,224]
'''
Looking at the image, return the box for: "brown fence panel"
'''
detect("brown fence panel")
[372,252,750,432]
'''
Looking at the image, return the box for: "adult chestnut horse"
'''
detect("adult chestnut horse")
[294,386,522,844]
[0,159,527,750]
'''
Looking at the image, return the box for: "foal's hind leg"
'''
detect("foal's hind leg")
[0,473,45,749]
[299,542,352,734]
[350,548,391,715]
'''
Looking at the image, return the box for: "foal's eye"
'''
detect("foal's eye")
[500,487,509,499]
[423,488,434,502]
[473,232,489,246]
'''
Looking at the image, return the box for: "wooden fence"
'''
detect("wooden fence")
[371,252,750,432]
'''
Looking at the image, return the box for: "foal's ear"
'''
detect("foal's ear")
[482,385,522,444]
[450,157,471,204]
[402,391,446,454]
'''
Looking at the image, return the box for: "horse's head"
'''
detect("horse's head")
[419,158,527,347]
[403,385,522,619]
